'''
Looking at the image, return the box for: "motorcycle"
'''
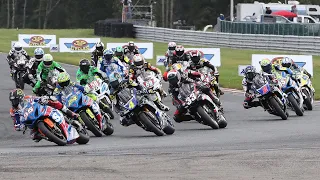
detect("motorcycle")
[103,61,128,79]
[279,72,304,116]
[178,82,227,129]
[12,55,28,90]
[137,69,165,101]
[198,67,222,98]
[84,77,115,119]
[251,74,288,120]
[64,90,114,137]
[21,100,89,146]
[37,69,60,96]
[294,70,315,110]
[116,86,175,136]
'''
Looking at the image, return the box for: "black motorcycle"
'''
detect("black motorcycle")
[12,55,28,90]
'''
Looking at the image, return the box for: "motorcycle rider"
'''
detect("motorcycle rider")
[241,66,263,109]
[32,54,66,94]
[187,50,224,97]
[281,57,312,78]
[55,72,108,127]
[108,73,147,126]
[91,41,105,66]
[123,41,140,57]
[7,42,31,77]
[129,54,170,111]
[26,48,45,87]
[76,58,107,86]
[9,88,79,142]
[100,49,127,77]
[164,42,177,70]
[114,46,131,66]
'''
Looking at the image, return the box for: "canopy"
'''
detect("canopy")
[272,11,298,18]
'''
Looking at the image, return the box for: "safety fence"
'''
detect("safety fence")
[134,25,320,55]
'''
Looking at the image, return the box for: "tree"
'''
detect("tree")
[43,0,61,29]
[23,0,27,28]
[7,0,10,28]
[11,0,15,28]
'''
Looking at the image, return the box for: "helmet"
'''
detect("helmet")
[133,54,145,68]
[114,46,124,58]
[14,42,22,52]
[168,42,176,51]
[43,54,53,67]
[260,58,272,73]
[103,49,114,61]
[108,72,122,89]
[79,59,91,74]
[128,41,135,51]
[9,89,25,108]
[34,48,44,61]
[57,72,71,88]
[95,42,105,51]
[189,50,201,64]
[244,66,257,81]
[175,45,185,57]
[167,70,181,86]
[281,57,293,68]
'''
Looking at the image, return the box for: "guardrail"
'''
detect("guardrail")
[134,25,320,55]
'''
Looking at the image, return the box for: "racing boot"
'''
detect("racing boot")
[30,129,42,142]
[173,114,193,123]
[159,88,168,98]
[154,100,170,111]
[61,106,79,120]
[120,117,135,127]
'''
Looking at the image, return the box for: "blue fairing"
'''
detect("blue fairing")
[123,89,138,110]
[22,102,50,128]
[64,91,91,112]
[257,84,271,95]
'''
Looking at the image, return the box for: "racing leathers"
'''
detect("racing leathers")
[116,54,131,66]
[10,95,78,142]
[129,62,169,111]
[188,58,223,97]
[7,48,30,76]
[76,66,106,86]
[91,49,104,67]
[164,50,175,71]
[33,61,66,94]
[25,58,41,87]
[123,45,140,58]
[100,57,127,78]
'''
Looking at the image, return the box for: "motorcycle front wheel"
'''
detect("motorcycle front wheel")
[139,112,165,136]
[197,106,219,129]
[37,121,67,146]
[269,96,288,120]
[287,94,304,116]
[79,110,103,137]
[302,89,313,110]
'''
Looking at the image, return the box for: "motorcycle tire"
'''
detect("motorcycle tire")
[37,121,67,146]
[218,114,228,128]
[139,112,164,136]
[79,111,103,137]
[18,72,25,90]
[163,125,175,135]
[100,98,114,119]
[76,129,90,145]
[102,122,114,136]
[287,94,304,116]
[269,97,288,120]
[197,106,219,129]
[302,89,313,111]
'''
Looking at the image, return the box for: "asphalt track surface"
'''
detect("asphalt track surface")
[0,54,320,180]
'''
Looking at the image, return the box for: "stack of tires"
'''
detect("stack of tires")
[94,19,134,38]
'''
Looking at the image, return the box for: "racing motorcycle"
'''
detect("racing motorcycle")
[37,69,60,96]
[116,86,175,136]
[279,72,304,116]
[21,100,89,146]
[137,69,166,101]
[12,55,28,90]
[178,82,227,129]
[251,74,288,120]
[294,70,315,110]
[65,90,114,137]
[102,61,128,79]
[198,67,222,98]
[84,77,115,119]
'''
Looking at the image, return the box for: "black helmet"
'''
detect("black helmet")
[79,59,90,74]
[244,66,257,81]
[9,89,25,108]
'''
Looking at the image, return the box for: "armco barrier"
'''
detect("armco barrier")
[133,25,320,55]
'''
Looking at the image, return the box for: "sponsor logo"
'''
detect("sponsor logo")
[64,39,95,51]
[23,36,52,46]
[157,57,166,63]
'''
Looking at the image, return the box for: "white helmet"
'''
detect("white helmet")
[43,54,53,67]
[168,42,176,51]
[133,54,145,68]
[95,42,105,51]
[14,42,23,52]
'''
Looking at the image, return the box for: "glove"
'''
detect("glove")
[245,92,255,99]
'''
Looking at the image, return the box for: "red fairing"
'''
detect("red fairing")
[190,71,201,77]
[47,100,63,110]
[163,71,168,81]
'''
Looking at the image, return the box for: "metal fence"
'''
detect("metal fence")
[134,25,320,55]
[219,20,320,36]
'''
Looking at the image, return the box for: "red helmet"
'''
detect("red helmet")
[175,45,185,57]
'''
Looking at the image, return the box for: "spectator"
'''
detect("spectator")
[250,13,257,22]
[219,14,225,20]
[291,5,298,14]
[266,7,272,14]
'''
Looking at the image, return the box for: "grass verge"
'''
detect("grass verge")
[0,29,319,99]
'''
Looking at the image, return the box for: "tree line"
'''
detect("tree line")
[0,0,319,30]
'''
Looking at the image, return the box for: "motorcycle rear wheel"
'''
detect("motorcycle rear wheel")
[38,121,67,146]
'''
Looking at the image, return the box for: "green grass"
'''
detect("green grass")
[0,29,319,99]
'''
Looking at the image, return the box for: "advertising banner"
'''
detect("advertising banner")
[18,34,56,48]
[59,38,101,52]
[107,43,154,59]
